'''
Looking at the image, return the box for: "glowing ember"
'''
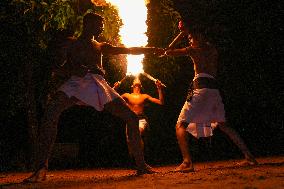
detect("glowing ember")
[105,0,148,76]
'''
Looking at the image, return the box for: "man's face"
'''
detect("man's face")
[132,84,142,92]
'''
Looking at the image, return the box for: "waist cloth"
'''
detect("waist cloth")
[177,73,225,138]
[137,114,149,130]
[58,73,121,111]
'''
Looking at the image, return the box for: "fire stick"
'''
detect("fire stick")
[142,72,166,87]
[168,31,185,49]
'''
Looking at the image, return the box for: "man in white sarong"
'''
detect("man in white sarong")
[164,20,258,172]
[24,12,164,182]
[113,78,164,158]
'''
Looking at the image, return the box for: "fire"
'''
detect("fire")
[105,0,148,76]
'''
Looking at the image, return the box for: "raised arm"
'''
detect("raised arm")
[146,80,164,105]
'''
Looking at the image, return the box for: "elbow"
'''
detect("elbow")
[159,100,164,105]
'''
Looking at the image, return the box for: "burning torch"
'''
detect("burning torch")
[141,72,166,87]
[113,74,131,89]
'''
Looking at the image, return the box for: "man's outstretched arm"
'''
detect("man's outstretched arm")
[101,43,164,55]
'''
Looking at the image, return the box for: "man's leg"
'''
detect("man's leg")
[139,124,146,155]
[24,92,77,182]
[125,123,146,169]
[104,98,153,174]
[217,122,258,165]
[175,122,194,172]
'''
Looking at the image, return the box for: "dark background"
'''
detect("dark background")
[1,0,283,171]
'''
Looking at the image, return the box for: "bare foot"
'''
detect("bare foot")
[23,167,47,183]
[239,153,259,166]
[137,163,156,175]
[237,157,258,166]
[173,162,194,173]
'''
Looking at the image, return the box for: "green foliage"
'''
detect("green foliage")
[146,0,190,88]
[9,0,80,47]
[1,0,124,171]
[95,4,122,45]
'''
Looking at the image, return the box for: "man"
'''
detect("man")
[24,12,164,182]
[113,78,164,157]
[164,20,258,172]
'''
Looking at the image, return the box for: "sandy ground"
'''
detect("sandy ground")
[1,156,283,189]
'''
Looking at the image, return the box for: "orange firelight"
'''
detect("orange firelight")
[105,0,148,76]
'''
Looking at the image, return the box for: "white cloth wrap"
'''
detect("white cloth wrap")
[139,118,148,130]
[59,73,121,111]
[177,73,225,138]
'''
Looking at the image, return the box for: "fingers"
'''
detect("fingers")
[155,80,162,88]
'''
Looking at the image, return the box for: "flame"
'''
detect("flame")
[105,0,148,76]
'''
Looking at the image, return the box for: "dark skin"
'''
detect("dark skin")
[165,25,258,172]
[65,18,164,78]
[23,13,164,182]
[66,15,164,173]
[165,31,218,77]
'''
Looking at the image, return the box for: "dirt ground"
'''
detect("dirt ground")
[1,156,283,189]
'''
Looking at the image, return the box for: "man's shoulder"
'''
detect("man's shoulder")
[142,93,150,97]
[121,93,130,97]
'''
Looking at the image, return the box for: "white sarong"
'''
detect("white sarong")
[177,73,225,138]
[59,73,121,111]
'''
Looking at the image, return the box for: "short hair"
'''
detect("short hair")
[83,12,103,27]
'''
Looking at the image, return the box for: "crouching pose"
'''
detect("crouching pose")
[24,12,164,182]
[164,20,258,172]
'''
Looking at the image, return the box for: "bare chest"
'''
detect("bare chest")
[127,94,147,106]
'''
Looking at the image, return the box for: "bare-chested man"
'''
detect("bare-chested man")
[164,20,258,172]
[113,78,164,156]
[24,12,164,182]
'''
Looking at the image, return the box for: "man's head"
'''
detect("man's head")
[179,19,208,45]
[83,12,104,36]
[131,78,142,90]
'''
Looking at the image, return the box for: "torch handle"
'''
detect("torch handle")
[119,75,128,83]
[168,31,185,49]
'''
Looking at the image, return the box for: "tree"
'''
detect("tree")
[1,0,122,170]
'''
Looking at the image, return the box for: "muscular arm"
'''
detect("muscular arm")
[100,42,163,55]
[165,46,196,56]
[165,47,188,56]
[145,87,164,105]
